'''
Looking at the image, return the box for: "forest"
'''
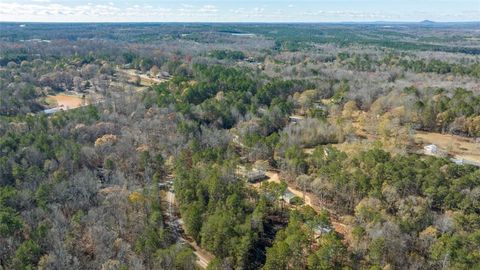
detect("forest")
[0,22,479,270]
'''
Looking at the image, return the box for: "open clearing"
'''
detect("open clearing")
[414,131,480,163]
[45,93,86,109]
[116,68,167,86]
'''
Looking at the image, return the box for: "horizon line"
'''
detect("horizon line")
[2,20,480,24]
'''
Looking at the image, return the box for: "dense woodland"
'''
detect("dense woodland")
[0,22,479,270]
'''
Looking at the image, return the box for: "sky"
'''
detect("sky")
[1,0,479,23]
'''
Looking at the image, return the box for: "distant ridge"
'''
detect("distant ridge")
[420,20,436,24]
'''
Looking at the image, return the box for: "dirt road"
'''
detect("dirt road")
[264,171,350,237]
[165,191,214,269]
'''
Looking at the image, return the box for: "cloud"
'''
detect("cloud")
[198,5,218,13]
[0,3,118,16]
[1,1,478,22]
[0,2,233,21]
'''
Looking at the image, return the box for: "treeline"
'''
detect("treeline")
[209,50,246,60]
[408,87,480,136]
[337,52,480,77]
[395,58,480,77]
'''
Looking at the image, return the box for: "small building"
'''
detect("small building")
[450,158,464,165]
[313,225,332,235]
[451,156,480,167]
[289,115,304,124]
[157,71,171,79]
[313,102,327,110]
[158,182,169,190]
[42,107,64,114]
[235,166,267,183]
[280,190,297,204]
[424,144,438,156]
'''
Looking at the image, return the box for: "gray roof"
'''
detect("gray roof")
[42,107,64,114]
[281,190,296,202]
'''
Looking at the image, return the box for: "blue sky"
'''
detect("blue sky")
[1,0,479,22]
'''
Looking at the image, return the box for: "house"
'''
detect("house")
[289,115,304,124]
[158,182,169,190]
[42,107,64,114]
[280,190,297,204]
[450,158,464,165]
[235,166,267,183]
[313,102,327,110]
[313,225,332,235]
[424,144,438,155]
[157,71,171,79]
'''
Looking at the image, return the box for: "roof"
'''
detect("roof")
[451,156,480,167]
[314,225,332,235]
[42,107,64,114]
[235,165,266,181]
[281,190,296,202]
[289,115,305,121]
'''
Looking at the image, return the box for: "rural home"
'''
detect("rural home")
[42,107,64,114]
[289,115,304,124]
[157,71,171,79]
[280,190,297,204]
[313,224,332,236]
[235,166,267,183]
